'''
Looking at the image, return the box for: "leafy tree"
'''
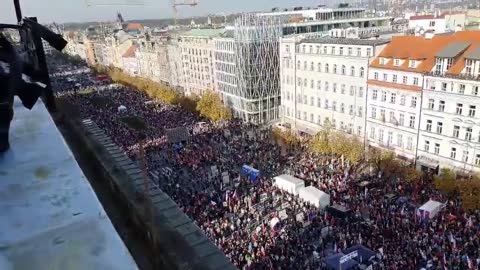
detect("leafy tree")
[457,175,480,211]
[434,168,457,197]
[196,90,232,121]
[404,167,423,183]
[310,121,332,155]
[272,127,298,145]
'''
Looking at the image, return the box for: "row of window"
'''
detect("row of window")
[289,60,366,77]
[371,90,417,108]
[287,44,372,58]
[288,79,365,97]
[426,99,477,117]
[373,72,420,86]
[369,127,414,151]
[289,95,364,117]
[427,80,480,96]
[370,107,416,128]
[424,141,480,165]
[425,121,479,142]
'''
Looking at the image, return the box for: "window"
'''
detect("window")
[390,93,396,104]
[366,48,371,57]
[389,111,395,122]
[407,137,413,150]
[358,87,364,98]
[325,99,329,108]
[424,141,430,152]
[456,103,463,115]
[358,106,363,117]
[392,74,397,83]
[453,126,460,138]
[426,120,432,132]
[348,47,352,55]
[370,127,376,139]
[333,83,337,93]
[350,86,355,96]
[303,95,307,104]
[357,48,361,56]
[310,80,314,89]
[317,80,322,90]
[371,107,377,119]
[381,91,387,102]
[380,58,386,65]
[429,20,435,27]
[413,77,419,86]
[451,148,457,159]
[302,45,306,53]
[349,105,354,116]
[399,113,405,126]
[325,82,329,91]
[400,95,406,106]
[409,116,415,128]
[360,67,365,77]
[374,72,379,80]
[317,98,321,107]
[472,86,479,96]
[379,129,384,143]
[340,103,345,113]
[463,150,469,163]
[428,99,434,109]
[304,78,308,87]
[383,73,387,81]
[441,82,447,91]
[303,111,307,120]
[323,46,327,54]
[439,100,445,112]
[341,84,346,94]
[350,66,355,76]
[325,64,329,73]
[304,61,307,70]
[357,126,362,136]
[466,59,474,74]
[411,97,417,108]
[459,84,465,94]
[402,76,407,84]
[317,63,322,72]
[285,45,290,52]
[310,113,314,122]
[310,96,314,106]
[388,132,393,146]
[435,57,443,74]
[380,109,385,122]
[397,134,403,148]
[466,128,473,141]
[317,115,321,124]
[372,90,378,100]
[339,47,344,55]
[394,59,400,66]
[409,60,415,68]
[309,45,313,53]
[333,64,337,74]
[434,143,440,155]
[469,105,476,117]
[436,122,443,134]
[332,101,337,111]
[310,62,314,71]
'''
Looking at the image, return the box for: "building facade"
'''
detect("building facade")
[137,37,162,82]
[179,29,223,96]
[418,32,480,173]
[166,38,184,90]
[280,37,388,136]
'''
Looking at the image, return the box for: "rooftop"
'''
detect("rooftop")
[122,44,137,58]
[180,28,226,38]
[0,98,138,270]
[301,37,391,46]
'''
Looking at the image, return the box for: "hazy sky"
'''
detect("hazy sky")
[1,0,326,24]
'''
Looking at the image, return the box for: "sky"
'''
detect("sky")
[1,0,327,24]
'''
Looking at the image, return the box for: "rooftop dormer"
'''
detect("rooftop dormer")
[434,41,470,74]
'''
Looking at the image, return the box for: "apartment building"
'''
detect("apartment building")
[166,38,184,90]
[179,29,224,96]
[137,37,163,82]
[366,36,426,160]
[418,31,480,174]
[280,36,389,136]
[122,44,139,76]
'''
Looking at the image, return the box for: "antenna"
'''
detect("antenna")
[172,0,199,26]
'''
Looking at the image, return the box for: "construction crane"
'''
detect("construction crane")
[172,0,199,26]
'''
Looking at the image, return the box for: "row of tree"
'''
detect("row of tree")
[92,65,232,122]
[434,168,480,211]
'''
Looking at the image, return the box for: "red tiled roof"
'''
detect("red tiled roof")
[126,23,143,30]
[122,45,137,58]
[370,31,480,75]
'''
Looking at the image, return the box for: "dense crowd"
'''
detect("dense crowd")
[51,63,480,270]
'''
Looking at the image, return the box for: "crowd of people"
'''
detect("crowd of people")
[50,62,480,270]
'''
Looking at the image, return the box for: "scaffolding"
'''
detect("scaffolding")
[233,14,283,124]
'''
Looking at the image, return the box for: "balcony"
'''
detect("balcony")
[426,72,480,82]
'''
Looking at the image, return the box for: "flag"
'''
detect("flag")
[467,216,473,228]
[449,232,456,250]
[334,242,337,252]
[467,255,473,269]
[442,253,447,265]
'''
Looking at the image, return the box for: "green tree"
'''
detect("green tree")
[434,168,457,197]
[457,175,480,211]
[196,90,232,121]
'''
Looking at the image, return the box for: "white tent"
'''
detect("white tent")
[418,200,443,219]
[298,186,330,209]
[273,174,305,195]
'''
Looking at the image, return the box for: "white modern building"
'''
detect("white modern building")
[418,31,480,174]
[280,36,389,137]
[408,14,447,33]
[366,35,426,160]
[179,29,224,96]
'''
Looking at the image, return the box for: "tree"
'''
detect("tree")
[310,120,332,155]
[456,175,480,211]
[404,167,423,183]
[434,168,457,197]
[196,90,232,122]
